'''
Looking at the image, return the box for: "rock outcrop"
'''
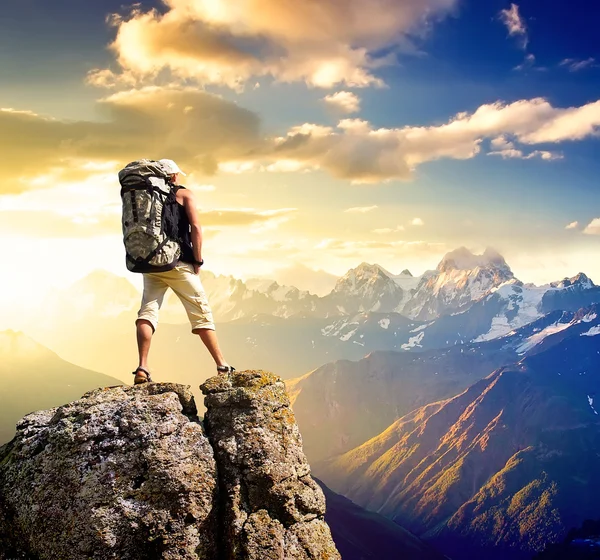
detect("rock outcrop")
[0,371,340,560]
[201,371,339,560]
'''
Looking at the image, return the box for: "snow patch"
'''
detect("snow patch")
[409,323,430,333]
[582,325,600,337]
[379,318,390,330]
[340,328,358,342]
[516,322,571,354]
[401,331,425,350]
[588,395,598,415]
[473,284,546,342]
[582,312,598,323]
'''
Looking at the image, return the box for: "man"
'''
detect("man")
[132,158,234,384]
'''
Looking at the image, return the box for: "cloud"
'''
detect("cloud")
[488,136,562,160]
[314,238,446,258]
[411,217,424,226]
[324,92,361,114]
[565,221,579,230]
[244,97,589,182]
[0,210,120,238]
[0,87,262,192]
[373,225,405,234]
[584,218,600,235]
[499,3,528,49]
[227,239,302,258]
[514,53,540,72]
[559,58,598,72]
[89,0,459,89]
[0,205,292,239]
[344,205,378,213]
[198,207,296,227]
[5,93,600,189]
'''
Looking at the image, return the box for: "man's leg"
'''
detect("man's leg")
[193,327,229,368]
[165,263,233,371]
[136,319,154,371]
[134,273,168,381]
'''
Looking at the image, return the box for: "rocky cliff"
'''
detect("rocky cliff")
[0,370,340,560]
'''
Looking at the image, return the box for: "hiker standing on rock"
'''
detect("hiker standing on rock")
[119,158,234,384]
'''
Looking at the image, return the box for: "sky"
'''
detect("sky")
[2,0,600,322]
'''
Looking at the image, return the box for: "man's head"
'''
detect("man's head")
[159,159,186,184]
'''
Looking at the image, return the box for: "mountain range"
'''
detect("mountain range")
[314,305,600,559]
[287,306,598,463]
[7,246,600,558]
[22,247,600,386]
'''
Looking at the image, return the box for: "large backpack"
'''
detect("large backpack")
[119,159,181,273]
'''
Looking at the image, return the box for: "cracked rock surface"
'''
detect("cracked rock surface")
[0,383,217,560]
[0,371,340,560]
[201,370,341,560]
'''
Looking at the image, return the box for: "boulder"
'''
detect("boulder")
[0,383,218,559]
[201,370,341,559]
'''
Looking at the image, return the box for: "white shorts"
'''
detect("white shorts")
[136,262,215,332]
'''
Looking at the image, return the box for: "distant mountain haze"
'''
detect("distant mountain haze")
[30,247,589,328]
[0,331,122,445]
[21,248,600,391]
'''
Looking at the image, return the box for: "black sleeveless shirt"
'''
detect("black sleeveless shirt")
[165,186,195,264]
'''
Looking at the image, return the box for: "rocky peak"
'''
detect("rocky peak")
[400,269,413,277]
[0,371,340,560]
[551,272,595,290]
[328,263,405,314]
[403,247,515,320]
[333,262,391,293]
[437,246,512,275]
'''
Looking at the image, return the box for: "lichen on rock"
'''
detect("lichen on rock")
[0,383,218,559]
[0,371,340,560]
[200,370,341,559]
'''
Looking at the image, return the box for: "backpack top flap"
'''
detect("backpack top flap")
[119,159,171,194]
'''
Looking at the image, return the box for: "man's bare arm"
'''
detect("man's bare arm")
[182,190,204,272]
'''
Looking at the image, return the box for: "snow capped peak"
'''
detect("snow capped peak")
[551,272,595,290]
[400,269,413,277]
[438,246,512,274]
[330,262,406,314]
[402,248,516,320]
[357,262,389,275]
[333,263,392,293]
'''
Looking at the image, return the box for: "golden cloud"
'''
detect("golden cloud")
[0,87,262,193]
[324,92,361,114]
[5,91,600,192]
[90,0,458,89]
[238,97,600,183]
[0,206,292,239]
[198,207,296,226]
[313,238,447,260]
